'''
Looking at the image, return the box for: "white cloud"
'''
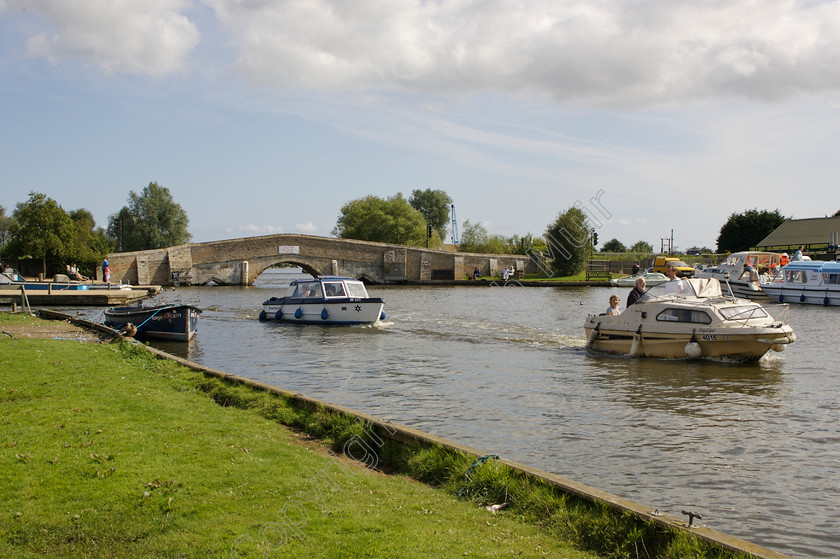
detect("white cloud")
[2,0,199,75]
[295,220,319,234]
[226,224,284,236]
[206,0,840,108]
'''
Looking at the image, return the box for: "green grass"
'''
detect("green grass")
[1,313,752,558]
[0,319,596,558]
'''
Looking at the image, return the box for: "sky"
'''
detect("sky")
[2,0,839,252]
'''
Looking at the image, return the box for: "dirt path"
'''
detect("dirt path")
[0,315,111,343]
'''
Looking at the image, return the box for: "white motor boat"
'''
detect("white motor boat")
[259,276,386,325]
[694,251,783,299]
[584,277,796,361]
[759,261,840,306]
[609,271,669,288]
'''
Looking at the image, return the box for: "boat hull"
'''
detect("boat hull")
[104,304,202,341]
[760,286,840,306]
[584,324,795,361]
[260,299,385,325]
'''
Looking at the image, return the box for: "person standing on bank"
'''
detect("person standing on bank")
[627,276,646,307]
[102,259,110,284]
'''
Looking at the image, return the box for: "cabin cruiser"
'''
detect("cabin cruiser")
[694,251,783,299]
[259,276,386,325]
[759,261,840,306]
[584,277,796,361]
[610,271,668,288]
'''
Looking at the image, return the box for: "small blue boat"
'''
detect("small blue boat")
[104,303,202,341]
[260,276,385,325]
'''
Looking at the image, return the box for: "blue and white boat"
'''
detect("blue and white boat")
[260,276,385,325]
[760,261,840,306]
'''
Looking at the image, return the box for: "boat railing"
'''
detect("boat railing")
[762,303,790,325]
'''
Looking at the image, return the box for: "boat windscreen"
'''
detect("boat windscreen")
[719,305,769,320]
[345,282,369,298]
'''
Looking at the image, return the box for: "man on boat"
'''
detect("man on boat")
[626,276,646,307]
[663,264,687,294]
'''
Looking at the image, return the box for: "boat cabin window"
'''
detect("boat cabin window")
[293,283,321,298]
[323,282,347,297]
[656,309,712,324]
[718,305,769,320]
[345,281,369,298]
[823,273,839,285]
[785,270,808,284]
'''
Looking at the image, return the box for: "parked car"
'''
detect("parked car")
[651,256,695,277]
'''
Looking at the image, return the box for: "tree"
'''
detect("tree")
[601,238,626,253]
[716,209,787,253]
[66,209,114,276]
[5,192,75,276]
[0,205,15,255]
[458,220,509,253]
[408,189,452,240]
[107,182,190,252]
[544,206,592,277]
[629,240,653,253]
[333,194,429,246]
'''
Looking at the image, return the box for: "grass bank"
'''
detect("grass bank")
[1,313,749,558]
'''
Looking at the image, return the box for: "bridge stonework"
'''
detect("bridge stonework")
[102,234,536,286]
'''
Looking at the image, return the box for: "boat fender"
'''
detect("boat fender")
[321,308,329,320]
[824,296,830,306]
[684,342,702,359]
[800,294,806,303]
[778,294,784,303]
[275,309,283,320]
[379,310,386,320]
[629,325,643,357]
[684,330,701,359]
[258,310,266,321]
[294,308,302,319]
[586,322,601,347]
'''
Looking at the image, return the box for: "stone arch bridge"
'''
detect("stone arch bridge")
[103,234,536,286]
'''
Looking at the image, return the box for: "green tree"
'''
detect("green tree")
[716,209,787,253]
[333,194,429,246]
[544,206,592,277]
[5,192,75,276]
[408,189,452,240]
[458,220,509,254]
[107,182,190,252]
[66,209,114,276]
[601,238,626,253]
[629,240,653,253]
[0,205,15,255]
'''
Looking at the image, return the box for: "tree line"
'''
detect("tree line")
[3,180,829,280]
[0,182,190,278]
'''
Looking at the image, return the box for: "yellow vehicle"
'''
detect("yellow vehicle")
[652,256,695,277]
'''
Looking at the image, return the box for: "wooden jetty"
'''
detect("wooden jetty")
[0,284,160,307]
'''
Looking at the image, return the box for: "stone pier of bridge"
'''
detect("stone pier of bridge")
[101,234,536,287]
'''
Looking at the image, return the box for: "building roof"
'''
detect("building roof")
[755,216,840,251]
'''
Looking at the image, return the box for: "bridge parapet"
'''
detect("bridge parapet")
[104,234,535,286]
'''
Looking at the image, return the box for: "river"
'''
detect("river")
[75,268,840,558]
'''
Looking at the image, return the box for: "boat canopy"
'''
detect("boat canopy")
[645,277,723,299]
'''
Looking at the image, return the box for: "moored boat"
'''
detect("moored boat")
[759,261,840,306]
[609,271,669,288]
[694,251,783,299]
[260,276,385,325]
[584,277,796,361]
[104,303,202,341]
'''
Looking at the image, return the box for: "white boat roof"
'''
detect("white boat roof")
[782,260,840,273]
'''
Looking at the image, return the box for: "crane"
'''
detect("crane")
[450,204,459,244]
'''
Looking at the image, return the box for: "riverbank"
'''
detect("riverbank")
[1,312,781,558]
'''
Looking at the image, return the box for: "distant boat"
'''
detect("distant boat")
[104,303,202,341]
[260,276,385,325]
[694,251,783,299]
[760,261,840,306]
[609,271,669,288]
